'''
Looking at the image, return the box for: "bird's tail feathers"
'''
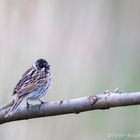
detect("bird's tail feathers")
[5,98,23,117]
[0,100,14,111]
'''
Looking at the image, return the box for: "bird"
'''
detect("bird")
[5,58,52,117]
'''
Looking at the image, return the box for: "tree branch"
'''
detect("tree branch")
[0,91,140,125]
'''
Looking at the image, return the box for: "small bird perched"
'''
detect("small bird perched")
[5,59,52,117]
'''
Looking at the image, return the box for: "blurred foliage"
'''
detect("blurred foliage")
[0,0,140,140]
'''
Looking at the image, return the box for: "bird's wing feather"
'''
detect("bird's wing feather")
[12,67,48,97]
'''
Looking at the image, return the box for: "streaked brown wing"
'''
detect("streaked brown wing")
[17,83,38,94]
[13,67,48,98]
[12,68,34,96]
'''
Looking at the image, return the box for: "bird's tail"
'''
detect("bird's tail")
[0,100,14,111]
[5,97,23,117]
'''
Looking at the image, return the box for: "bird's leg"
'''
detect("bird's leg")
[38,98,44,104]
[38,98,45,110]
[26,99,30,110]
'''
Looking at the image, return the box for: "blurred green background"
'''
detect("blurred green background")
[0,0,140,140]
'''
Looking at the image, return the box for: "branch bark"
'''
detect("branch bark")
[0,91,140,125]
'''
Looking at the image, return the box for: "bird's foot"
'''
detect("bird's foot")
[26,101,30,111]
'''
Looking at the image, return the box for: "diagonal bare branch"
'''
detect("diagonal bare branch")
[0,91,140,125]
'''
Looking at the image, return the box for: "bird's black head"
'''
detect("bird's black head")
[35,59,50,72]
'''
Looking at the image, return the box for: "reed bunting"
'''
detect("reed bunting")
[6,59,51,117]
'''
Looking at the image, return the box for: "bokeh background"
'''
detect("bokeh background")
[0,0,140,140]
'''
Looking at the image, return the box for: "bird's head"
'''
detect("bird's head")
[34,59,50,72]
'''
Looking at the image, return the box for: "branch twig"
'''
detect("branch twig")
[0,91,140,124]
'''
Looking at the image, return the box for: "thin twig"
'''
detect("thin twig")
[0,91,140,124]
